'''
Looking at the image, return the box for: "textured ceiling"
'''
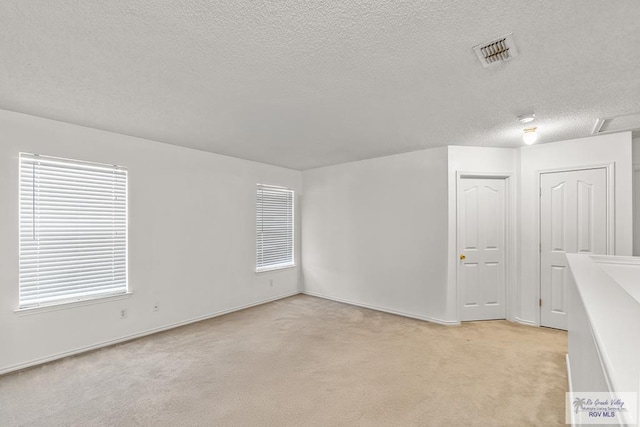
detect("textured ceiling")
[1,1,639,170]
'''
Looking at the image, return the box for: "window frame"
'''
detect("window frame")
[255,184,295,273]
[18,153,129,310]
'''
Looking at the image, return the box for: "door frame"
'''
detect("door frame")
[536,163,615,327]
[456,172,515,323]
[633,164,640,256]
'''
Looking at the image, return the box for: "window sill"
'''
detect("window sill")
[14,292,134,316]
[256,264,297,274]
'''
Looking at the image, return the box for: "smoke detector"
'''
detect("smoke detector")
[473,33,519,67]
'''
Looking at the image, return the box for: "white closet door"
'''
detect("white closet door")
[540,168,608,330]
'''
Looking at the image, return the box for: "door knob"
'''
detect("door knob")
[459,254,466,260]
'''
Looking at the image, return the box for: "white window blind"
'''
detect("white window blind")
[256,185,294,272]
[19,153,128,308]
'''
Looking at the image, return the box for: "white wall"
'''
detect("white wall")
[633,137,640,256]
[2,110,635,375]
[0,110,302,374]
[447,146,518,321]
[301,147,453,324]
[518,132,633,325]
[303,136,633,327]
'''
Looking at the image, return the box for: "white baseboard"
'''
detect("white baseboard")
[0,291,301,376]
[514,316,538,327]
[303,290,459,326]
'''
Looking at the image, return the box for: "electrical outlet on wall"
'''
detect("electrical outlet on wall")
[153,302,159,312]
[269,279,274,287]
[120,308,128,319]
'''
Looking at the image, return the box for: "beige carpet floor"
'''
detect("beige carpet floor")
[0,295,567,426]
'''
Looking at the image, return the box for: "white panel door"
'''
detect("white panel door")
[540,168,608,330]
[457,178,506,321]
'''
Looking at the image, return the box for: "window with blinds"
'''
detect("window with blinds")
[256,184,294,272]
[19,153,128,308]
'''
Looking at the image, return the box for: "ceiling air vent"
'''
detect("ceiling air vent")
[473,33,519,67]
[592,112,640,135]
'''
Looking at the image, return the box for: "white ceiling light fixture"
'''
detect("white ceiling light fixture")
[523,127,538,145]
[517,113,538,144]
